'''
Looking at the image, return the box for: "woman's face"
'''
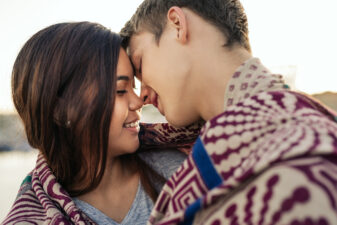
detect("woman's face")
[108,48,143,157]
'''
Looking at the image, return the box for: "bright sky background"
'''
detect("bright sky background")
[1,0,337,113]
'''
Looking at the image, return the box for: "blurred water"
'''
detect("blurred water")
[0,150,38,220]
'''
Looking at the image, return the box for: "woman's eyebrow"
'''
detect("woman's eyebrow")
[117,75,130,81]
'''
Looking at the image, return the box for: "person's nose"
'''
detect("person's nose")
[129,90,143,112]
[140,83,153,105]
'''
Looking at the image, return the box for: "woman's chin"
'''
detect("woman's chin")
[124,141,140,154]
[109,140,140,157]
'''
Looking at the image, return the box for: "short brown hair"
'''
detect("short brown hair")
[120,0,251,51]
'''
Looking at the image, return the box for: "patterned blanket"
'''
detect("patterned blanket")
[1,122,200,225]
[3,57,337,224]
[148,90,337,225]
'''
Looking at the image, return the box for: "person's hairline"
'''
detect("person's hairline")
[126,24,238,54]
[126,6,239,47]
[125,29,151,58]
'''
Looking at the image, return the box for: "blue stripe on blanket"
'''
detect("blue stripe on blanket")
[182,138,223,224]
[192,137,222,189]
[182,199,202,225]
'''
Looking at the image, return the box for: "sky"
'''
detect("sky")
[1,0,337,113]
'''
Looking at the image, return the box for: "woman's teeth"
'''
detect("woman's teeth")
[123,121,139,128]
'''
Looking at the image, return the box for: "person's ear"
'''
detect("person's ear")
[167,6,188,44]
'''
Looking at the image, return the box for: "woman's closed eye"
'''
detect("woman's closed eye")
[117,89,127,95]
[117,75,130,96]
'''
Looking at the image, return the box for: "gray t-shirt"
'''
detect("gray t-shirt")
[73,149,187,225]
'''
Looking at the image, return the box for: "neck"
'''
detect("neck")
[78,155,137,199]
[190,45,252,121]
[99,156,137,192]
[76,155,140,223]
[183,7,252,121]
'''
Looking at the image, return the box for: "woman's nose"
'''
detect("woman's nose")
[129,91,143,111]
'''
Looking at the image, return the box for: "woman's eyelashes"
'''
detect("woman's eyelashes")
[117,81,137,96]
[116,89,127,95]
[116,82,128,96]
[116,75,131,95]
[116,75,139,96]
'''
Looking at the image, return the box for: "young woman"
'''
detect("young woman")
[2,22,200,225]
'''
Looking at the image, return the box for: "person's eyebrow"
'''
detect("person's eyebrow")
[117,75,130,81]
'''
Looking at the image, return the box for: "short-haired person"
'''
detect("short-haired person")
[2,22,201,225]
[121,0,337,224]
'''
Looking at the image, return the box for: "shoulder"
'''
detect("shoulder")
[139,149,187,180]
[237,156,337,222]
[195,156,337,224]
[16,174,33,198]
[199,90,337,172]
[1,180,43,225]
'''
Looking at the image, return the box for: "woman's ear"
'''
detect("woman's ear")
[167,6,188,44]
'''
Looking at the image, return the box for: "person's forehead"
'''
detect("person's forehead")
[128,34,141,57]
[118,48,134,74]
[128,31,153,57]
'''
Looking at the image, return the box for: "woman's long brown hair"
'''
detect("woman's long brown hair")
[12,22,164,199]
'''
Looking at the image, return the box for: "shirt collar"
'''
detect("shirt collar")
[224,57,287,110]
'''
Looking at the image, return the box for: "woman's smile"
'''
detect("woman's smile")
[123,120,140,133]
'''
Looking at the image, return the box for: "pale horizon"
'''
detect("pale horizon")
[1,0,337,113]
